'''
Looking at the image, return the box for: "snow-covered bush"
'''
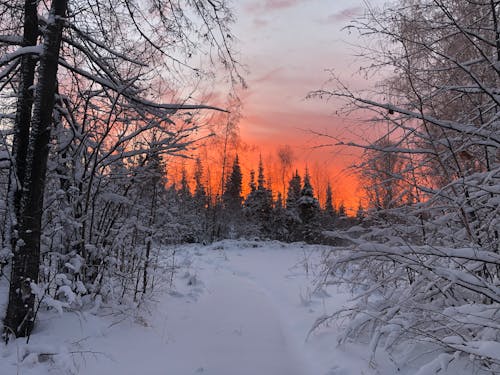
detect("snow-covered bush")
[311,0,500,372]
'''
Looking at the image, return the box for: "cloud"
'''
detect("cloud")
[263,0,302,10]
[253,17,269,29]
[319,6,363,24]
[244,0,306,13]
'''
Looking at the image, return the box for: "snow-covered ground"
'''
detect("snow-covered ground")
[0,240,488,374]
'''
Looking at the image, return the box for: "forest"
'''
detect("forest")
[0,0,499,374]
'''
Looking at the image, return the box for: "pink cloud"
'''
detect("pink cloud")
[264,0,302,10]
[253,18,269,28]
[319,6,363,24]
[244,0,306,13]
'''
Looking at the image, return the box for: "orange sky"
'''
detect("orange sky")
[224,0,385,213]
[166,1,387,214]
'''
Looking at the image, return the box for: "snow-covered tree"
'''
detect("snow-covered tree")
[0,0,241,339]
[311,0,500,371]
[244,157,273,238]
[297,169,320,242]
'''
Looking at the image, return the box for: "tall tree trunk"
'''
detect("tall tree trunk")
[4,0,67,339]
[5,0,38,255]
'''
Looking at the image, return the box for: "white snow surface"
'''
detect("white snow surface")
[0,240,488,374]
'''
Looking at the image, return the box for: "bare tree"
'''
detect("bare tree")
[0,0,241,339]
[310,0,500,371]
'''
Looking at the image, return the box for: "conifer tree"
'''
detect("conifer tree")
[223,155,243,211]
[325,183,335,216]
[284,170,302,241]
[244,157,273,237]
[221,155,243,237]
[178,166,192,203]
[249,169,256,193]
[355,201,365,221]
[322,182,337,228]
[285,170,302,211]
[298,169,320,242]
[193,157,207,208]
[271,192,288,241]
[338,202,346,217]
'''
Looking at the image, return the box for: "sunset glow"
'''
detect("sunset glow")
[163,1,384,214]
[221,0,380,212]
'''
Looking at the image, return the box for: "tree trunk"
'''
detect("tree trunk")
[11,0,38,214]
[4,0,68,339]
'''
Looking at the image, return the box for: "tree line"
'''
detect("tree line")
[159,154,354,245]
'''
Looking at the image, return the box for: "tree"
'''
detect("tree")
[322,182,337,228]
[244,157,273,237]
[192,157,209,243]
[285,170,301,211]
[223,155,243,211]
[277,145,294,199]
[297,169,320,242]
[284,170,302,241]
[193,157,208,208]
[311,0,500,371]
[1,0,241,339]
[221,155,243,237]
[5,0,69,339]
[359,136,408,211]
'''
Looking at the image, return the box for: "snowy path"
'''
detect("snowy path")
[1,241,373,375]
[158,274,308,375]
[73,243,314,375]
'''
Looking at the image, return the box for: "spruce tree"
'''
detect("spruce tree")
[192,157,209,242]
[222,155,243,237]
[244,157,273,238]
[284,170,302,241]
[338,201,346,217]
[249,169,256,193]
[271,192,288,241]
[193,157,207,208]
[285,170,302,211]
[322,182,337,228]
[223,155,243,211]
[298,169,320,243]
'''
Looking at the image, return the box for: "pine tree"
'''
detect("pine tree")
[284,170,302,241]
[322,182,337,228]
[298,169,320,242]
[178,166,192,203]
[271,192,288,241]
[244,157,273,238]
[285,170,302,211]
[356,201,365,221]
[221,155,243,237]
[249,169,256,193]
[325,183,335,215]
[338,201,346,217]
[257,156,266,190]
[193,157,207,208]
[192,157,209,243]
[223,155,243,211]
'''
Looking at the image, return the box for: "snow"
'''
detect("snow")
[0,240,492,374]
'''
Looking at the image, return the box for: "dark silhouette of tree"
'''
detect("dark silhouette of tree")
[5,0,68,339]
[223,155,243,211]
[298,169,320,242]
[322,182,337,228]
[285,170,302,211]
[244,157,273,237]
